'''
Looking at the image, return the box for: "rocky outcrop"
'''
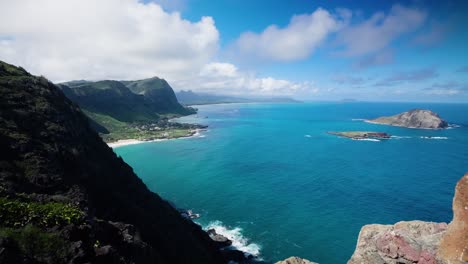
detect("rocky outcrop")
[348,221,447,264]
[275,256,318,264]
[367,109,448,129]
[438,174,468,264]
[348,173,468,264]
[207,229,233,248]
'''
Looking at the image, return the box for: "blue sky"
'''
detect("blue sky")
[170,0,468,102]
[0,0,467,101]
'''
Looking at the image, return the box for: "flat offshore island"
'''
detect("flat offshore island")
[328,131,391,140]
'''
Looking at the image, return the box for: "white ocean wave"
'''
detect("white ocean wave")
[352,138,380,142]
[204,220,261,257]
[447,124,461,129]
[390,136,412,139]
[351,118,366,121]
[420,136,448,140]
[304,134,312,138]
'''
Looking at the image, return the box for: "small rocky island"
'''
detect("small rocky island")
[328,131,391,140]
[367,109,448,129]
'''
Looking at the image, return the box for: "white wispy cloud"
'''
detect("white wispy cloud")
[335,4,427,56]
[173,62,317,96]
[375,68,438,86]
[233,8,341,61]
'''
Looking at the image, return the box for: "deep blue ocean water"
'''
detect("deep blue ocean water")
[115,102,468,264]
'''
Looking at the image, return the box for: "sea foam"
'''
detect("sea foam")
[352,138,380,142]
[204,220,261,257]
[420,136,448,140]
[391,136,412,139]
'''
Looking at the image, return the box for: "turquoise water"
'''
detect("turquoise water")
[115,102,468,264]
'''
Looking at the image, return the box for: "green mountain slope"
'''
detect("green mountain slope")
[58,78,199,142]
[123,77,193,115]
[59,80,160,123]
[0,60,223,264]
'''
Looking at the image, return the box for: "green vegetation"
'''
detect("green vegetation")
[0,225,69,262]
[84,110,196,142]
[0,197,84,228]
[57,77,200,142]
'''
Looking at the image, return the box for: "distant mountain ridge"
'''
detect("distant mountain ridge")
[60,77,194,122]
[58,78,199,142]
[176,90,300,105]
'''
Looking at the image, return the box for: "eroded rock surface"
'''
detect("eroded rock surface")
[275,256,318,264]
[438,174,468,264]
[348,221,447,264]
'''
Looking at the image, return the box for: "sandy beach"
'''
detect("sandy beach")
[107,129,204,148]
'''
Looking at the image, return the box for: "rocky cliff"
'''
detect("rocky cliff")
[368,109,448,129]
[275,256,317,264]
[0,60,224,263]
[348,173,468,264]
[438,174,468,263]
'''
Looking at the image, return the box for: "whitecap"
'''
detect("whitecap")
[351,118,366,121]
[447,124,461,129]
[420,136,448,140]
[304,134,312,138]
[390,136,412,139]
[204,221,261,257]
[352,138,380,142]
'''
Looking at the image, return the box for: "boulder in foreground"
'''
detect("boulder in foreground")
[276,256,318,264]
[438,174,468,263]
[348,173,468,264]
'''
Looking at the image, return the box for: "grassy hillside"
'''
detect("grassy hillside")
[59,78,199,142]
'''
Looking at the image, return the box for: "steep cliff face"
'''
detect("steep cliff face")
[0,60,222,263]
[123,77,194,115]
[348,173,468,264]
[438,174,468,264]
[348,221,447,264]
[59,80,159,123]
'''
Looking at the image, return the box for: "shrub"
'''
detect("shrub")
[0,197,84,228]
[0,225,69,262]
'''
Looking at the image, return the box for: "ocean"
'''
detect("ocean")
[114,102,468,264]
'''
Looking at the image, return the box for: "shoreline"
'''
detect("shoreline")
[107,129,204,149]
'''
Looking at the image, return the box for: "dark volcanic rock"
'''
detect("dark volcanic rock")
[207,229,233,248]
[368,109,448,129]
[0,60,222,264]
